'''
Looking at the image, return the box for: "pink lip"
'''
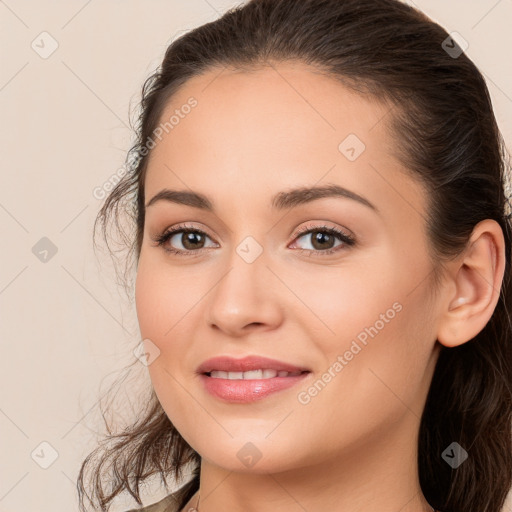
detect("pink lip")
[199,374,309,403]
[196,355,310,374]
[197,355,311,403]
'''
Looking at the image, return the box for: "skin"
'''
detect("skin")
[134,61,505,512]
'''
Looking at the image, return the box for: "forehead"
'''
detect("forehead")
[144,61,425,218]
[151,61,391,161]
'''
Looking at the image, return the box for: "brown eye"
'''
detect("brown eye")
[179,231,207,250]
[291,225,355,256]
[153,224,218,256]
[308,231,337,250]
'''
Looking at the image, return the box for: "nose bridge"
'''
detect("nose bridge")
[204,231,284,333]
[214,233,269,305]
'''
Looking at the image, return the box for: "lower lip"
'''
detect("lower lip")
[200,373,310,403]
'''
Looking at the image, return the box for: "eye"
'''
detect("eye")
[290,223,355,256]
[151,223,218,256]
[151,222,356,257]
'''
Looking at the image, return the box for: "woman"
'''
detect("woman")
[78,0,512,511]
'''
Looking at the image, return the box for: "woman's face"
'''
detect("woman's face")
[135,62,441,473]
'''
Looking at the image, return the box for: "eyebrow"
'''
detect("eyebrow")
[145,183,378,213]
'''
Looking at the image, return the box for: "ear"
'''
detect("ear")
[436,219,506,348]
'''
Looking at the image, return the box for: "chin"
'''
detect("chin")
[189,434,310,474]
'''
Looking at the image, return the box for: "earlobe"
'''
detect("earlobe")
[436,219,506,348]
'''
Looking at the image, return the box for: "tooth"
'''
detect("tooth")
[210,371,228,379]
[243,370,263,379]
[209,369,294,380]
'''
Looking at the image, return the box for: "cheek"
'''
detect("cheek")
[298,248,435,410]
[290,298,433,460]
[134,257,208,422]
[289,251,405,346]
[134,263,196,439]
[135,257,161,337]
[134,255,203,344]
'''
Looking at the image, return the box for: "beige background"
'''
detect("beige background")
[1,1,511,511]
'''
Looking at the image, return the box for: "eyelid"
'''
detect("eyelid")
[151,222,216,241]
[292,221,354,240]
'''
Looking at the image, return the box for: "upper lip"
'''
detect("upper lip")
[197,355,310,374]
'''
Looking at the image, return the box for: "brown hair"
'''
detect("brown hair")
[78,1,512,511]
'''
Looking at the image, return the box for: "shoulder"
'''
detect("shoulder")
[124,491,181,512]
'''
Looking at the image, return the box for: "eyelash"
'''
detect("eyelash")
[151,222,356,258]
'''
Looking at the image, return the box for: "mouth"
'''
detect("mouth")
[197,355,311,403]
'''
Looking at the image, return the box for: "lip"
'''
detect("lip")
[199,374,309,403]
[197,355,311,403]
[197,355,310,374]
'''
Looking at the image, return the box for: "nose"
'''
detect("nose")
[204,243,285,338]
